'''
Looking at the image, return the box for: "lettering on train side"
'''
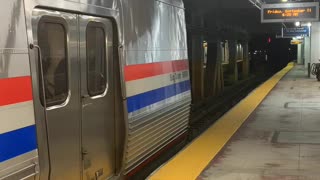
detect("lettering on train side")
[170,71,189,81]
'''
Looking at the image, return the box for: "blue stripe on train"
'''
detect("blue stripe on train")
[0,125,37,162]
[127,80,191,113]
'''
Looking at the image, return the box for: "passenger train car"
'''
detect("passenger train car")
[0,0,190,179]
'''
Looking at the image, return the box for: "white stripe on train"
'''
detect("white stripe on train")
[0,53,30,79]
[0,101,35,134]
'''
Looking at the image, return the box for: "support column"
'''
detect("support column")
[297,44,303,65]
[304,36,311,69]
[228,40,238,84]
[205,42,217,97]
[190,35,205,103]
[189,13,206,103]
[311,22,320,66]
[242,42,249,79]
[302,43,305,65]
[217,42,224,95]
[205,41,224,97]
[213,42,224,96]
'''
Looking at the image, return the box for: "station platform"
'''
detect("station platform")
[149,63,320,180]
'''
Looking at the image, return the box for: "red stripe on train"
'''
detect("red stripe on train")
[124,60,189,82]
[0,76,33,106]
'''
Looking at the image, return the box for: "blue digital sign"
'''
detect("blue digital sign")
[282,27,310,37]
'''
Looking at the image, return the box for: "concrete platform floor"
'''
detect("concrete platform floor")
[198,65,320,180]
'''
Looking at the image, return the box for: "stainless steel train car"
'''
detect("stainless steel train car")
[0,0,190,179]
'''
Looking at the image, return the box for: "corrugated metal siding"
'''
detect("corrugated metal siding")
[124,99,191,172]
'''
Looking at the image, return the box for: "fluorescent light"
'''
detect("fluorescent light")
[295,22,301,27]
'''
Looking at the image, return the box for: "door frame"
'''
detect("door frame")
[79,14,116,179]
[26,2,125,178]
[31,8,82,179]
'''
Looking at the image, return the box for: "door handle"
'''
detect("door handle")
[82,150,88,155]
[82,94,90,99]
[30,43,52,168]
[82,148,89,159]
[29,43,48,109]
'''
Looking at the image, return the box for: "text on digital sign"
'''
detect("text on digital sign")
[264,7,316,19]
[261,2,319,23]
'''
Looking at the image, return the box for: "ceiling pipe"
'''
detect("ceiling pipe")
[248,0,262,9]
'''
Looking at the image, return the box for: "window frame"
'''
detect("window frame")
[37,16,69,107]
[85,21,108,97]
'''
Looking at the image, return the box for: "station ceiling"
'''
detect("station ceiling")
[183,0,317,34]
[183,0,282,34]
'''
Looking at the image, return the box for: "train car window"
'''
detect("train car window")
[86,22,107,96]
[38,20,68,106]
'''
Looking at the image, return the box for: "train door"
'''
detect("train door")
[32,9,82,179]
[32,9,115,179]
[79,15,115,179]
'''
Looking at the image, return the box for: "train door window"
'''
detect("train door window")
[86,22,107,96]
[38,19,68,106]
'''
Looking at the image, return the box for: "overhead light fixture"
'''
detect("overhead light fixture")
[295,21,301,27]
[307,22,312,27]
[282,0,288,2]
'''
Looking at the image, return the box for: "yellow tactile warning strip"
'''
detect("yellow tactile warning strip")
[149,63,294,180]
